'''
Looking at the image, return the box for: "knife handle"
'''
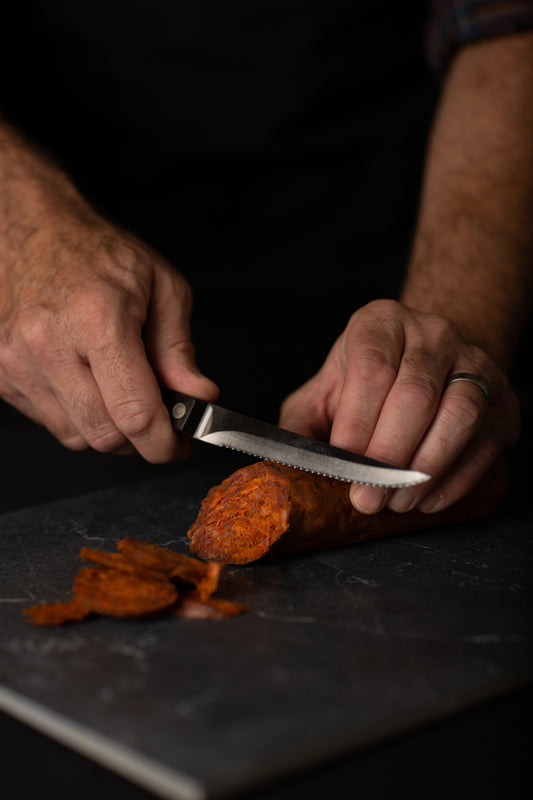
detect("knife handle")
[164,391,209,436]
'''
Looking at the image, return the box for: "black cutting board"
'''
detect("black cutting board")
[1,453,532,800]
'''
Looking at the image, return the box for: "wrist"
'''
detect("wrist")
[400,247,531,372]
[0,120,93,242]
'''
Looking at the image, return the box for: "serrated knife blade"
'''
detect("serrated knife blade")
[167,392,430,488]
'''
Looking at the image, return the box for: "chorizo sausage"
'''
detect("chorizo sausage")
[187,458,508,564]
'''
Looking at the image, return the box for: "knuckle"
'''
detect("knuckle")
[467,344,492,370]
[351,301,403,340]
[112,399,156,440]
[352,351,397,390]
[76,283,144,343]
[17,311,54,359]
[330,429,367,453]
[144,447,174,465]
[359,298,399,318]
[170,338,197,363]
[77,286,123,332]
[165,268,192,307]
[110,237,151,272]
[0,341,21,377]
[46,417,88,451]
[442,392,485,431]
[87,427,128,453]
[60,433,88,451]
[426,314,459,349]
[92,236,154,297]
[72,392,131,452]
[396,375,440,416]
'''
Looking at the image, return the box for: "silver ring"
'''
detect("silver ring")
[446,372,490,410]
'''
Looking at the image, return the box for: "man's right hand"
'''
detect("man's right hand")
[0,124,218,462]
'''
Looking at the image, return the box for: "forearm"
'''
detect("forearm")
[401,31,533,371]
[0,117,93,250]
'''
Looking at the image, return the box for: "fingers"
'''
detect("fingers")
[349,364,484,513]
[327,304,444,512]
[0,257,217,462]
[387,375,490,511]
[333,303,518,515]
[83,329,181,463]
[143,265,220,402]
[6,329,190,463]
[328,307,405,455]
[0,330,162,458]
[279,300,520,517]
[350,357,518,514]
[388,369,519,513]
[71,271,207,462]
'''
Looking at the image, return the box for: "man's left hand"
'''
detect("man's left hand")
[279,299,520,514]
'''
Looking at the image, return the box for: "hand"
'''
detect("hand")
[279,299,520,514]
[0,204,218,461]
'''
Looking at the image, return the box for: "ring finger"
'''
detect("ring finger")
[387,368,493,512]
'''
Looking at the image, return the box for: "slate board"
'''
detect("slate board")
[1,453,532,800]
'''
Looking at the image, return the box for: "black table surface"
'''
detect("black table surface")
[1,412,532,800]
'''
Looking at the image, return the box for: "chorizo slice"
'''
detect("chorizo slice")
[117,536,217,588]
[24,599,89,626]
[79,547,167,582]
[25,539,239,624]
[72,567,178,617]
[24,566,178,624]
[188,458,508,565]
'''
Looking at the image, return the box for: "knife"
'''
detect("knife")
[167,392,430,488]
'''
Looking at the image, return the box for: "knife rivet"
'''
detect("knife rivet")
[172,402,187,420]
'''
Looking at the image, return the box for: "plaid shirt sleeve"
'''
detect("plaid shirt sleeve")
[426,0,533,72]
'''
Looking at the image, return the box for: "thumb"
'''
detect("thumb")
[145,265,219,401]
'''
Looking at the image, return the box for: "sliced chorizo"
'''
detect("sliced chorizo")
[188,458,508,564]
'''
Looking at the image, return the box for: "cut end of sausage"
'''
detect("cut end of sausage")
[187,462,292,564]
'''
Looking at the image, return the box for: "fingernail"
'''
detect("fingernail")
[417,491,443,513]
[387,489,417,513]
[351,485,387,514]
